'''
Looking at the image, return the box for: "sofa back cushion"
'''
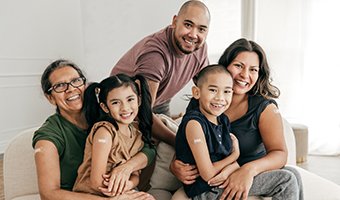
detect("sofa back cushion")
[4,127,40,200]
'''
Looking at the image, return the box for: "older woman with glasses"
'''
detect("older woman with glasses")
[32,59,155,200]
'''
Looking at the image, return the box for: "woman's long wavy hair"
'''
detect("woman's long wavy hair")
[83,73,153,146]
[218,38,280,99]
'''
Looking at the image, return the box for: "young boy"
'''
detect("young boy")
[175,64,239,199]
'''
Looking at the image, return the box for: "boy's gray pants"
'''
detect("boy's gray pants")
[194,166,303,200]
[249,166,303,200]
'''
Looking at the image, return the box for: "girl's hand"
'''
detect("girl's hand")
[102,164,133,196]
[100,178,134,197]
[219,167,254,200]
[170,159,198,185]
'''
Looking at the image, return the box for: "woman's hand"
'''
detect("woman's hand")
[219,166,255,200]
[208,162,240,187]
[170,159,198,185]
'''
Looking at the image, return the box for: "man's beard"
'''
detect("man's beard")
[175,38,199,54]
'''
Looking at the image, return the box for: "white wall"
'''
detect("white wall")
[80,0,240,115]
[80,1,188,115]
[0,0,186,153]
[80,0,186,82]
[0,0,240,153]
[0,0,84,153]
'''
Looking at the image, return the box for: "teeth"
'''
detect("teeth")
[184,38,195,45]
[236,80,248,86]
[67,94,80,101]
[211,103,225,108]
[121,113,132,118]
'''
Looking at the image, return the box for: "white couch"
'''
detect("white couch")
[3,117,340,200]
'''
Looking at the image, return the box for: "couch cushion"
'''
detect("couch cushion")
[12,194,40,200]
[149,114,182,192]
[290,165,340,200]
[4,127,40,200]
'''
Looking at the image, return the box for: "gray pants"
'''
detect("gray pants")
[193,187,224,200]
[249,166,304,200]
[193,166,303,200]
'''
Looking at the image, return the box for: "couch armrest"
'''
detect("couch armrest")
[4,127,40,200]
[282,118,296,165]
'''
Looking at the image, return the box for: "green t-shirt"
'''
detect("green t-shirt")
[32,113,156,190]
[32,113,88,191]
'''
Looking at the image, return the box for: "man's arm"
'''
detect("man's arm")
[147,79,176,146]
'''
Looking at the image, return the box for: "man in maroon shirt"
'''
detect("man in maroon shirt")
[111,0,210,146]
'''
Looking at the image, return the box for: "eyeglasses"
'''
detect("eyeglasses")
[48,77,86,93]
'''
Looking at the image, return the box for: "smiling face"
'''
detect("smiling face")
[193,72,233,122]
[46,66,85,118]
[171,4,210,54]
[227,51,260,95]
[101,85,139,127]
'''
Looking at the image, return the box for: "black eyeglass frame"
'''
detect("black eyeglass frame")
[48,77,86,93]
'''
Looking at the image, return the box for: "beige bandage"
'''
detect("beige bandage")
[97,138,107,143]
[193,138,202,144]
[34,147,43,154]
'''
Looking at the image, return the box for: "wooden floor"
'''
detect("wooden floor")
[0,155,339,200]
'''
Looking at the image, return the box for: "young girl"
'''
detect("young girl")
[175,64,240,199]
[73,74,154,198]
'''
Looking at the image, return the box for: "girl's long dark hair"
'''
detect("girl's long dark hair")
[83,73,153,146]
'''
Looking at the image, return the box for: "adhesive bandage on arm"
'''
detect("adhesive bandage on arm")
[273,108,280,114]
[193,138,202,144]
[34,147,43,154]
[97,138,107,144]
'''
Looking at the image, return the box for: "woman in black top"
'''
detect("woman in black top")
[171,39,303,200]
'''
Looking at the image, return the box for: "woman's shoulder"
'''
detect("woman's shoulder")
[32,113,84,152]
[35,113,70,134]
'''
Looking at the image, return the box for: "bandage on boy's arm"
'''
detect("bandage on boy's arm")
[186,120,238,182]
